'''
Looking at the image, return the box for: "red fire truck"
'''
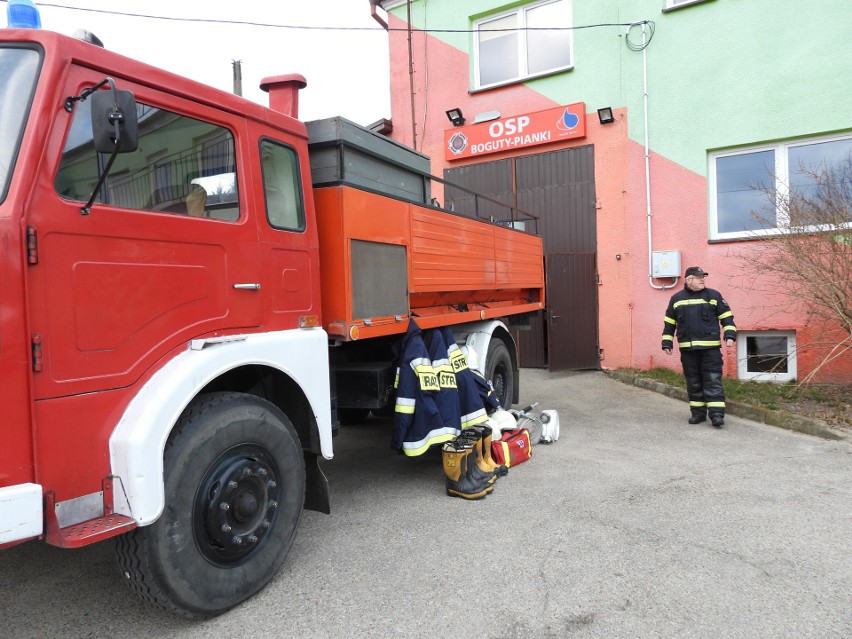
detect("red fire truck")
[0,24,544,617]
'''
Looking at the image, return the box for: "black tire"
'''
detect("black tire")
[115,392,305,619]
[485,339,514,410]
[337,407,370,425]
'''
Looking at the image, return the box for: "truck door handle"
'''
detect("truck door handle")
[233,283,261,290]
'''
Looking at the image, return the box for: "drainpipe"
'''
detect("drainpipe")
[635,21,678,290]
[406,0,417,148]
[370,1,388,29]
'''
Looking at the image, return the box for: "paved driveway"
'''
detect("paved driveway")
[2,370,851,638]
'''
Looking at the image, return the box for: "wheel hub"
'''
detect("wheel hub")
[194,445,281,565]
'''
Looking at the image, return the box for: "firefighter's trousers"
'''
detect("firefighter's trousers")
[680,348,725,418]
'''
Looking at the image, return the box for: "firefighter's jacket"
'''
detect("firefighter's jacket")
[661,285,737,351]
[439,326,491,429]
[392,320,460,456]
[424,328,462,433]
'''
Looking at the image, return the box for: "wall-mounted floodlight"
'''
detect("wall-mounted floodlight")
[446,108,465,126]
[597,107,615,125]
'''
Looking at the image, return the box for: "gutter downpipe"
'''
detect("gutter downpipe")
[370,2,388,29]
[638,21,678,291]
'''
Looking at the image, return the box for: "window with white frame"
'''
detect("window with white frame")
[474,0,572,90]
[709,133,852,240]
[737,331,797,382]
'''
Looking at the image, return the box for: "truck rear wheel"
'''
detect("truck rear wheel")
[485,339,514,410]
[115,392,305,619]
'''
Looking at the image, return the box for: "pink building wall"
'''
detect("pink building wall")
[383,17,852,384]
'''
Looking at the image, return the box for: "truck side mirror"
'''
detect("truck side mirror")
[91,88,138,153]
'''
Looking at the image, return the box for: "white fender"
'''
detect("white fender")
[109,328,333,526]
[450,319,514,374]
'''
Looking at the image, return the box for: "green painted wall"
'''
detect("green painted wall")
[386,0,852,175]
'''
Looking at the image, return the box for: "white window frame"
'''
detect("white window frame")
[708,132,852,241]
[737,331,797,382]
[664,0,712,10]
[473,0,573,91]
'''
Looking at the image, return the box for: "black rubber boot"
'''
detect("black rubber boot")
[710,414,725,428]
[688,410,707,424]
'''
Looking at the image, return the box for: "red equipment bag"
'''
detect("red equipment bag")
[491,428,532,468]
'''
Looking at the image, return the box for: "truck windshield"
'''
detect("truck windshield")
[0,46,41,204]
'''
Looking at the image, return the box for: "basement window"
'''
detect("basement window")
[737,331,797,382]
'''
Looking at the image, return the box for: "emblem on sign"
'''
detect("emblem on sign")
[448,132,468,155]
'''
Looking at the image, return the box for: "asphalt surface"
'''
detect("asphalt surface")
[2,370,851,638]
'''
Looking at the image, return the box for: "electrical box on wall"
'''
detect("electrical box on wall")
[652,250,681,278]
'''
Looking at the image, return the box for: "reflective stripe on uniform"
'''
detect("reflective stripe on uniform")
[723,326,737,333]
[664,316,676,325]
[673,299,716,309]
[461,408,488,428]
[679,340,721,348]
[401,429,459,456]
[706,401,726,408]
[395,397,415,414]
[689,401,707,408]
[662,335,673,342]
[718,311,733,320]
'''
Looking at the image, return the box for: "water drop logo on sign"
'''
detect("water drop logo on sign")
[445,103,586,161]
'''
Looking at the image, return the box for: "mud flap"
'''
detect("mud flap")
[303,452,330,514]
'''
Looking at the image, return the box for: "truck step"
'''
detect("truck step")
[48,514,137,549]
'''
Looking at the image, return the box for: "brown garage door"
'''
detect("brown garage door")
[445,145,599,370]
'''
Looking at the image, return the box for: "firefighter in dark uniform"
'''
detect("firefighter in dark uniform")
[662,266,737,427]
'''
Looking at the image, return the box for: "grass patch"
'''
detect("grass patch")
[616,367,851,428]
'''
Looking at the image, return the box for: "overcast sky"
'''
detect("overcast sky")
[25,0,392,126]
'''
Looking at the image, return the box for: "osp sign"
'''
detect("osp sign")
[445,102,586,161]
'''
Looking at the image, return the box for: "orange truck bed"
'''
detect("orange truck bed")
[314,185,545,341]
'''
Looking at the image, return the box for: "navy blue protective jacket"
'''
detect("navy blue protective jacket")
[439,326,493,428]
[662,286,737,351]
[392,320,460,456]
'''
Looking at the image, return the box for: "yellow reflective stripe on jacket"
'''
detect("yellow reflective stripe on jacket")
[395,397,415,414]
[402,430,458,456]
[461,408,488,428]
[723,326,737,333]
[673,299,715,309]
[664,316,676,325]
[662,335,673,343]
[679,340,721,348]
[718,311,733,320]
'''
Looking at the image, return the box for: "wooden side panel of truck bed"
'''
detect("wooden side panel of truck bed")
[314,186,544,341]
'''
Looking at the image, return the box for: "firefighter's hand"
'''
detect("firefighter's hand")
[663,348,672,355]
[725,339,734,348]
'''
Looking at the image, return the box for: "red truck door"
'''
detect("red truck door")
[26,68,262,399]
[249,128,321,329]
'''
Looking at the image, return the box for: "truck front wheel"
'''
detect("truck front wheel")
[115,392,305,619]
[485,339,514,410]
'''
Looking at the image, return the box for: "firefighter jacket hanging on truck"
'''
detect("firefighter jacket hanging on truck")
[439,326,497,427]
[392,320,461,456]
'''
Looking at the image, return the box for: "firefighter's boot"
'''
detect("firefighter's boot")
[442,442,492,500]
[688,408,707,424]
[457,428,497,485]
[480,425,508,477]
